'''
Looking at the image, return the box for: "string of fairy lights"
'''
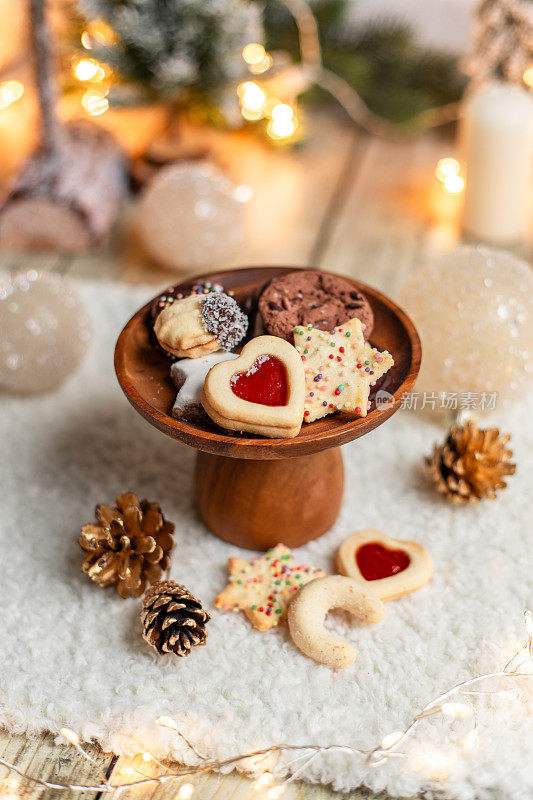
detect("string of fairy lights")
[0,611,530,797]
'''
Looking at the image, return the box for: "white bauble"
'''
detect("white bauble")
[399,246,533,408]
[138,162,248,272]
[0,271,91,394]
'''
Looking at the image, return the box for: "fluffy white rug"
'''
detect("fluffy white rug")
[0,280,531,800]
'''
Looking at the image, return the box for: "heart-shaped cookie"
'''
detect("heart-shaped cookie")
[336,529,433,602]
[202,335,305,438]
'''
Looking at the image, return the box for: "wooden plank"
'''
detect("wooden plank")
[317,133,462,297]
[0,730,113,800]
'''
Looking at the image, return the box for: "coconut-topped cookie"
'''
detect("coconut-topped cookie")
[154,292,248,359]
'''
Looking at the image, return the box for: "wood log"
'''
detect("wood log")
[0,123,127,250]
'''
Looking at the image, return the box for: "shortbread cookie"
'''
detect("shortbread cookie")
[171,352,239,421]
[154,293,248,359]
[258,270,374,341]
[287,575,386,668]
[215,544,325,631]
[202,335,305,438]
[293,318,394,422]
[336,530,433,602]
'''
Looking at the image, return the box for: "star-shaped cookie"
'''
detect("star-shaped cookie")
[214,544,325,631]
[293,318,394,422]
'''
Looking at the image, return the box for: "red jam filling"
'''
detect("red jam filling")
[230,355,288,406]
[356,542,411,581]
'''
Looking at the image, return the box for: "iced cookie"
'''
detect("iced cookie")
[287,575,386,668]
[202,335,305,438]
[215,544,325,631]
[293,318,394,422]
[258,270,374,342]
[154,292,248,359]
[336,530,433,602]
[171,351,239,421]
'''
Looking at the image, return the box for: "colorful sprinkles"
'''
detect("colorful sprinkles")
[293,318,394,423]
[214,545,325,632]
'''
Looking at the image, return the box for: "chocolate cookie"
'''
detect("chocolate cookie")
[258,270,374,342]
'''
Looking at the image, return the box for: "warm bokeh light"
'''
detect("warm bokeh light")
[0,80,24,110]
[523,66,533,88]
[81,31,92,49]
[74,59,103,81]
[443,174,465,194]
[250,54,272,74]
[177,783,194,800]
[267,104,298,139]
[435,157,460,183]
[238,81,266,114]
[242,43,266,65]
[81,89,109,116]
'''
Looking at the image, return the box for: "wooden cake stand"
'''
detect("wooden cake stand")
[114,267,421,550]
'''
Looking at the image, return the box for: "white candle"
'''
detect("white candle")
[460,81,533,244]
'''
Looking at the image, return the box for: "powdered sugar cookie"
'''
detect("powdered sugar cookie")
[293,318,394,422]
[215,544,325,631]
[202,335,305,438]
[336,530,433,602]
[154,293,248,359]
[171,351,239,421]
[287,575,386,668]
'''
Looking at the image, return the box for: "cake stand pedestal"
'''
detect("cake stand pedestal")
[115,266,421,550]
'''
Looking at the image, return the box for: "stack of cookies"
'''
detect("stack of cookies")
[151,270,394,439]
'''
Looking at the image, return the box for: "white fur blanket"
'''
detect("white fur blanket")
[0,281,531,800]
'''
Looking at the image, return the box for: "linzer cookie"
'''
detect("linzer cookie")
[293,318,394,422]
[215,544,325,631]
[201,335,305,438]
[258,270,374,342]
[336,530,433,602]
[154,292,248,359]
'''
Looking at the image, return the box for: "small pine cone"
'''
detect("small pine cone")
[79,493,175,598]
[427,421,516,504]
[141,580,210,657]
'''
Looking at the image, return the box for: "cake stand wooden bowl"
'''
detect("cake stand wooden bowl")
[115,266,421,550]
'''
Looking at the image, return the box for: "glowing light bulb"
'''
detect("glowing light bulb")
[82,89,109,116]
[251,772,274,790]
[380,730,403,750]
[266,785,285,800]
[242,44,266,65]
[271,103,293,122]
[155,715,179,730]
[443,174,465,194]
[267,114,297,140]
[238,81,266,115]
[177,782,194,800]
[435,157,460,183]
[74,59,100,81]
[60,727,80,746]
[141,752,153,762]
[441,702,472,718]
[0,80,24,110]
[523,67,533,88]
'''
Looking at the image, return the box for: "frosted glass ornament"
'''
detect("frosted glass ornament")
[0,271,91,394]
[138,162,248,272]
[399,247,533,409]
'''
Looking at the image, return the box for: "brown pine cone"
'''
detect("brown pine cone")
[141,580,210,657]
[427,421,516,504]
[79,493,175,598]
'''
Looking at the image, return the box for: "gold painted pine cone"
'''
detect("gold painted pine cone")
[79,493,175,598]
[427,421,516,504]
[141,580,210,657]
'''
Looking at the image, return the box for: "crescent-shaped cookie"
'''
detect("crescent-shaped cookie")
[287,575,386,668]
[336,529,433,602]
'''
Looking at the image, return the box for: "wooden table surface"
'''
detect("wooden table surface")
[0,111,483,800]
